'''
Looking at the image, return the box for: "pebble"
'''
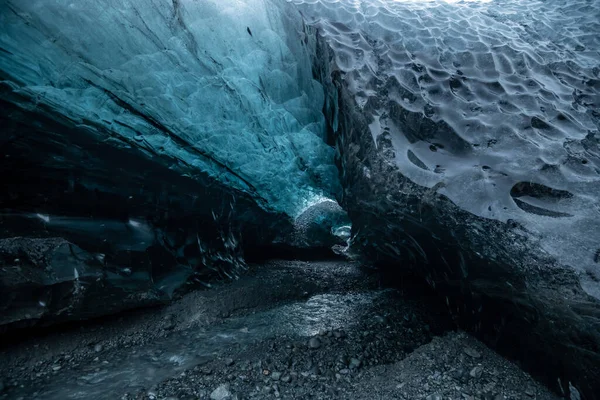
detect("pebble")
[349,358,361,369]
[51,365,61,371]
[281,375,291,383]
[470,365,483,379]
[271,372,282,381]
[163,316,176,331]
[308,337,321,349]
[333,330,346,339]
[464,347,481,359]
[426,394,443,400]
[210,384,232,400]
[525,386,535,397]
[224,358,235,367]
[94,344,103,353]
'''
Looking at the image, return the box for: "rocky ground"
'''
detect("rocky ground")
[0,260,560,400]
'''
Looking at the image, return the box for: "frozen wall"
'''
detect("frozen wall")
[0,0,340,216]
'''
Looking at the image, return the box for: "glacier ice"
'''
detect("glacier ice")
[0,0,340,216]
[1,0,600,397]
[289,0,600,297]
[0,0,344,330]
[289,0,600,397]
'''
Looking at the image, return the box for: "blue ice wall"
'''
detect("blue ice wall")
[0,0,340,216]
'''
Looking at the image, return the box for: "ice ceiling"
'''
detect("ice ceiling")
[0,0,341,217]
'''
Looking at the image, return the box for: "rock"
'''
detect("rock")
[426,394,443,400]
[224,358,235,367]
[349,358,361,369]
[210,384,232,400]
[163,317,176,331]
[333,330,346,339]
[463,347,481,359]
[281,375,291,383]
[525,386,535,397]
[271,372,282,381]
[94,344,103,353]
[470,366,483,379]
[0,237,167,332]
[308,337,321,349]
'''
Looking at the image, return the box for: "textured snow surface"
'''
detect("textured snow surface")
[0,0,340,216]
[289,0,600,295]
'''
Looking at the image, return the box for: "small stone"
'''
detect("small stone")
[263,369,270,376]
[349,358,361,369]
[308,337,321,349]
[426,394,443,400]
[271,372,282,381]
[52,365,61,371]
[281,375,291,383]
[333,330,346,339]
[210,384,232,400]
[94,344,103,353]
[163,317,176,331]
[224,358,235,367]
[464,347,481,359]
[470,365,483,379]
[525,386,535,397]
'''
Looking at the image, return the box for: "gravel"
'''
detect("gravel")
[0,260,560,400]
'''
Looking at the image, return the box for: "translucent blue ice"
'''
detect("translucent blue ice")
[0,0,341,216]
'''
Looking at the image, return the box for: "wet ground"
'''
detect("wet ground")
[0,260,559,399]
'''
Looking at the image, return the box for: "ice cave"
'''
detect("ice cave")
[0,0,599,398]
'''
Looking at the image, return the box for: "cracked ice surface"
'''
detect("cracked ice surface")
[0,0,340,216]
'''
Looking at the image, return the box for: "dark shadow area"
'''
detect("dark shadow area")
[244,245,343,262]
[375,258,598,400]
